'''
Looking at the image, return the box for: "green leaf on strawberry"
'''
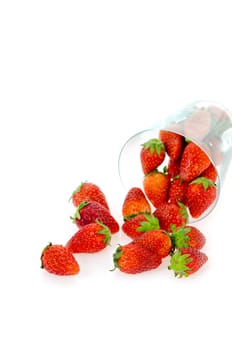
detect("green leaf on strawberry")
[168,249,192,277]
[112,245,123,271]
[141,138,165,156]
[96,220,111,245]
[136,213,160,232]
[177,201,188,222]
[168,247,208,277]
[70,201,89,222]
[170,225,191,249]
[190,176,216,191]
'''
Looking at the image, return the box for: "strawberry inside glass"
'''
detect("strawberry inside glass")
[118,100,232,222]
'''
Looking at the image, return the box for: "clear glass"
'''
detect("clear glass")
[118,100,232,223]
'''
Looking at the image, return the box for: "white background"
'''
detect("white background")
[1,1,232,349]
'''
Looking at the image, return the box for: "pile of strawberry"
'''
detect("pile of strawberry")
[41,130,216,278]
[41,182,120,276]
[113,129,217,276]
[140,130,217,220]
[117,190,208,276]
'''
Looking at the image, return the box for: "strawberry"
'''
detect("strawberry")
[112,241,162,274]
[167,158,181,179]
[135,229,172,258]
[122,213,160,239]
[170,225,206,250]
[143,170,170,208]
[71,201,119,233]
[168,247,208,277]
[122,187,151,221]
[180,142,211,182]
[40,243,80,276]
[186,177,217,218]
[168,176,187,205]
[200,163,217,183]
[154,202,188,232]
[140,138,166,175]
[70,181,110,210]
[159,130,184,160]
[66,221,111,253]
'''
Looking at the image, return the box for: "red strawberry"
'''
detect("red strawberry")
[186,177,217,218]
[200,163,218,183]
[135,229,172,258]
[167,158,181,179]
[70,182,110,210]
[168,176,187,205]
[154,202,188,232]
[170,225,206,250]
[112,241,162,274]
[180,142,211,182]
[66,221,111,253]
[71,201,119,233]
[143,170,170,208]
[140,138,166,175]
[122,187,151,221]
[159,130,184,160]
[40,243,80,276]
[168,247,208,277]
[122,213,160,239]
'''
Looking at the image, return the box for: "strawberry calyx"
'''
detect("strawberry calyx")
[111,245,123,271]
[124,212,149,221]
[141,138,166,156]
[177,201,188,222]
[136,213,160,232]
[96,220,111,245]
[172,174,183,182]
[162,165,168,174]
[168,249,193,278]
[170,225,191,249]
[69,182,85,201]
[145,168,159,176]
[70,201,89,222]
[40,242,52,268]
[145,168,168,177]
[190,176,216,191]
